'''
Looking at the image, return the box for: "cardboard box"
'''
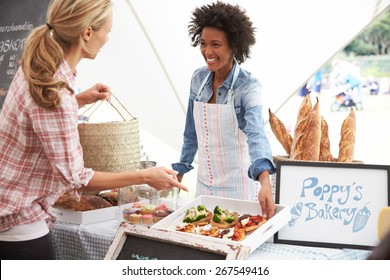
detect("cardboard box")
[51,206,117,224]
[152,195,291,253]
[52,197,149,225]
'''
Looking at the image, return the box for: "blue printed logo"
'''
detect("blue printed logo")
[131,254,158,260]
[288,177,371,233]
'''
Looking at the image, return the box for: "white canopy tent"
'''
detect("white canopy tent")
[75,0,390,176]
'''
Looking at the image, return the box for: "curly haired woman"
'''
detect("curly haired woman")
[172,1,276,219]
[0,0,187,260]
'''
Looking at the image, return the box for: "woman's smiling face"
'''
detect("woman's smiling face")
[200,27,233,74]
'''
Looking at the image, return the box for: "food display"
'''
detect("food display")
[269,92,357,162]
[174,205,267,242]
[151,195,290,253]
[122,202,173,225]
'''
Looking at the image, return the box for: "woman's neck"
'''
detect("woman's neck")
[213,62,233,84]
[63,45,82,72]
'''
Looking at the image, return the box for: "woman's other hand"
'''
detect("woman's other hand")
[141,167,189,192]
[76,83,111,108]
[257,171,276,219]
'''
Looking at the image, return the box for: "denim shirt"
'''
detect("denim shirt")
[172,62,276,181]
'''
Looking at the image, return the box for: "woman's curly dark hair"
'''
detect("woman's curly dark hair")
[188,1,256,64]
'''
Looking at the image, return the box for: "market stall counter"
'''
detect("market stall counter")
[50,194,372,261]
[50,219,371,260]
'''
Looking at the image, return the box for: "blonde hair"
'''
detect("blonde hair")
[20,0,112,109]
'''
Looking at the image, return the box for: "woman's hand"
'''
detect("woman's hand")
[257,171,276,219]
[76,83,111,108]
[83,167,189,193]
[141,167,189,192]
[176,173,184,183]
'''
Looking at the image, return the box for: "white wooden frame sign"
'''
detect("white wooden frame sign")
[274,160,390,250]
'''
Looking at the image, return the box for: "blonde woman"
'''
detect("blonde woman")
[0,0,187,260]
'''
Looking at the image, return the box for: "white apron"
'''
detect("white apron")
[194,65,258,201]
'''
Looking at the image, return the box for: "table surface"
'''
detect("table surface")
[50,219,372,260]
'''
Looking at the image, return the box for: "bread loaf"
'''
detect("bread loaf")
[319,116,334,161]
[337,108,356,162]
[290,97,321,161]
[116,188,139,205]
[268,108,293,155]
[295,93,312,128]
[98,191,119,206]
[53,192,113,211]
[290,93,312,158]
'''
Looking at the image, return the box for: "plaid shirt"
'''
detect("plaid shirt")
[0,62,94,231]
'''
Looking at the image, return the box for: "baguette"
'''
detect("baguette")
[291,93,312,158]
[268,108,293,155]
[290,97,321,161]
[295,93,312,128]
[319,116,334,161]
[337,108,356,162]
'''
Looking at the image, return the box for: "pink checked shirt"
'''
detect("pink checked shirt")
[0,61,94,231]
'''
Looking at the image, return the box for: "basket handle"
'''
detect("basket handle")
[79,92,135,121]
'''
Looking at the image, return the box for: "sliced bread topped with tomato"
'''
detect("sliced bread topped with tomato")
[235,214,267,233]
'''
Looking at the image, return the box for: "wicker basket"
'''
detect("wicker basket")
[78,95,141,174]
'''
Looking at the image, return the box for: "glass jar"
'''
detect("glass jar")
[117,186,139,222]
[117,160,160,222]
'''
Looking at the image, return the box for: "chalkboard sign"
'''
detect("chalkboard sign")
[117,233,225,260]
[0,0,51,111]
[105,223,250,260]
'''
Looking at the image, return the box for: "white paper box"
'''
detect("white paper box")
[152,195,291,253]
[51,206,117,224]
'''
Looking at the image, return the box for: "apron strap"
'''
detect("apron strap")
[195,73,211,101]
[196,60,241,102]
[228,62,241,135]
[227,61,241,104]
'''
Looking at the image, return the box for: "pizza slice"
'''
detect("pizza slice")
[219,227,246,241]
[176,223,196,233]
[235,214,267,233]
[196,224,220,237]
